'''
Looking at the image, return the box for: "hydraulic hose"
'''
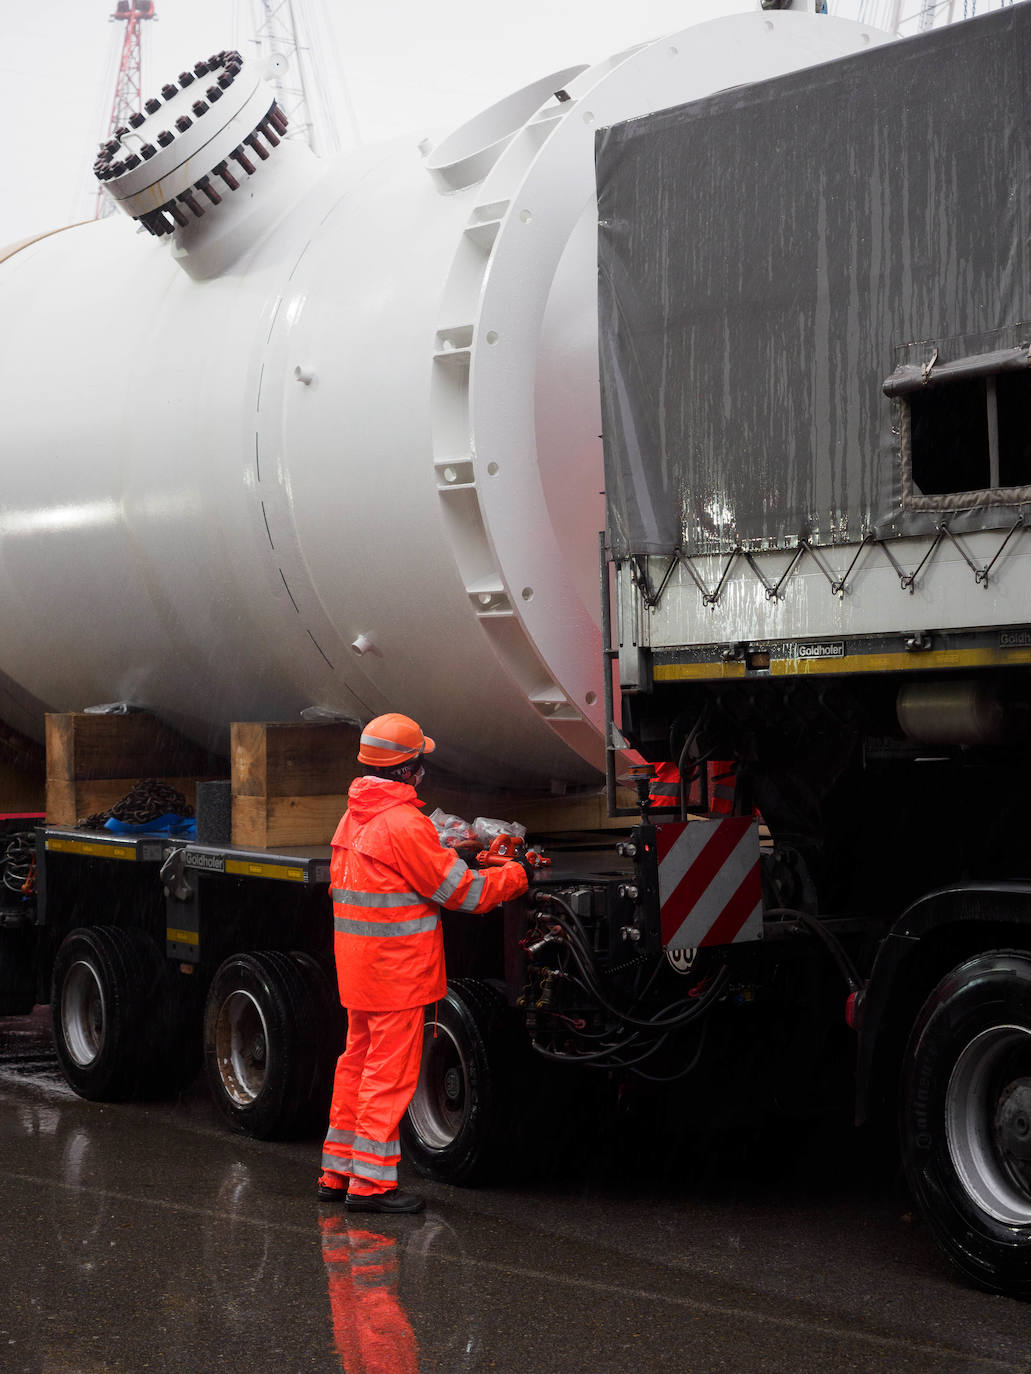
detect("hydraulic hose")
[630,1019,709,1083]
[532,890,730,1031]
[764,907,863,993]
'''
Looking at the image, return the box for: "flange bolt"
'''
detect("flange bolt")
[215,161,239,191]
[245,133,269,162]
[196,176,222,205]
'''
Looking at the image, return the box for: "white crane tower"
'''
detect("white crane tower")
[244,0,341,156]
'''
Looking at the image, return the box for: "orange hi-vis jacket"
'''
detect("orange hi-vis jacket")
[330,777,529,1011]
[648,760,738,814]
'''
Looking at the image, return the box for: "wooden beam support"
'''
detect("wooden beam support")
[229,721,635,848]
[230,721,362,847]
[45,712,224,827]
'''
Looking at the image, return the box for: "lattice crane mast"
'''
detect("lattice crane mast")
[95,1,156,220]
[248,0,340,157]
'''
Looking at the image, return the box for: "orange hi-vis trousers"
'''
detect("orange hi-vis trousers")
[321,1006,424,1196]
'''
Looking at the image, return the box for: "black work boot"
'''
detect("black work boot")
[345,1189,425,1214]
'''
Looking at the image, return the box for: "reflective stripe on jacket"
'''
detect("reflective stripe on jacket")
[709,761,736,815]
[330,776,528,1011]
[648,761,681,808]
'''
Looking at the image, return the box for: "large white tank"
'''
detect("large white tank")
[0,12,889,786]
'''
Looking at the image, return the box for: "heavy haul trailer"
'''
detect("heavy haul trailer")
[7,715,774,1174]
[35,823,339,1138]
[0,710,641,1150]
[595,2,1031,1299]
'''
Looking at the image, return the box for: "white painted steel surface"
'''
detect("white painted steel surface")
[0,13,889,785]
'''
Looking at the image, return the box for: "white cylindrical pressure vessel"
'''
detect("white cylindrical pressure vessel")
[0,13,889,786]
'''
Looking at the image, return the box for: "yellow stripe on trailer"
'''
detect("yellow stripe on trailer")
[45,837,138,861]
[654,645,1031,682]
[771,647,1031,676]
[166,928,199,945]
[653,662,747,682]
[225,859,306,882]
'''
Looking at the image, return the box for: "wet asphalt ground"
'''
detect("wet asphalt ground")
[2,1008,1031,1374]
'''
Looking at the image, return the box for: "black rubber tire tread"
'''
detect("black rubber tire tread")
[901,947,1031,1299]
[51,925,162,1102]
[401,977,520,1185]
[289,950,346,1128]
[202,949,319,1140]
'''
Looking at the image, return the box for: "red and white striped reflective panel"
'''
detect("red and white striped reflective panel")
[656,818,763,949]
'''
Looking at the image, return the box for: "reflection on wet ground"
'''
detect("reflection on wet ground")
[2,1009,1031,1373]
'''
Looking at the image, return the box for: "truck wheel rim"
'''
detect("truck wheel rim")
[407,1022,468,1150]
[213,989,269,1106]
[945,1023,1031,1226]
[61,960,106,1067]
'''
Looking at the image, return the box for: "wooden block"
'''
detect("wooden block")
[227,717,638,849]
[508,789,637,834]
[45,712,220,783]
[46,777,202,829]
[231,722,363,798]
[418,782,637,836]
[232,793,348,849]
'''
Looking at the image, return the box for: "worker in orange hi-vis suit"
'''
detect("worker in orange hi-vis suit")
[318,712,528,1214]
[647,760,738,815]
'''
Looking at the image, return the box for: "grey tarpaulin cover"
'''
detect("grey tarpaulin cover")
[597,7,1031,559]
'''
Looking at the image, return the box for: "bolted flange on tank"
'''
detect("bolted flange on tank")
[93,49,290,239]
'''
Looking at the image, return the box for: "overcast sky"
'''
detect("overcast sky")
[0,0,983,246]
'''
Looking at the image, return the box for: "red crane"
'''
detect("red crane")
[95,1,157,219]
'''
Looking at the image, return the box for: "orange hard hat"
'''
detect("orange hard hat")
[357,713,436,767]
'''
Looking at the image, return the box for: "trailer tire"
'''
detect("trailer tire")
[901,949,1031,1298]
[289,950,345,1127]
[51,926,162,1101]
[401,978,515,1185]
[203,950,318,1139]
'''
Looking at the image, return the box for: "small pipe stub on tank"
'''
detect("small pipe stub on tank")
[92,47,289,238]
